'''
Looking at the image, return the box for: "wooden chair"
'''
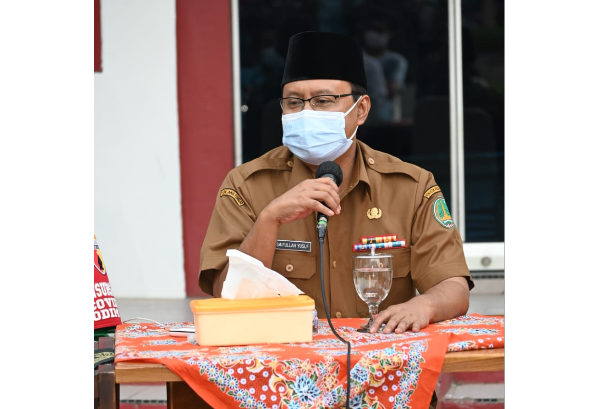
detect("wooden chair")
[94,337,119,409]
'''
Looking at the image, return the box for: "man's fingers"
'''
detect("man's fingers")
[312,200,335,216]
[369,310,391,333]
[394,320,409,334]
[314,193,340,214]
[313,176,340,189]
[381,317,401,333]
[370,313,386,334]
[267,174,343,225]
[313,188,341,213]
[411,320,428,333]
[367,303,432,335]
[299,182,340,214]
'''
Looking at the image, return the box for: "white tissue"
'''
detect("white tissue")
[221,249,304,299]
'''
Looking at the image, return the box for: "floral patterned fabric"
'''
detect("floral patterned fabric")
[115,314,504,409]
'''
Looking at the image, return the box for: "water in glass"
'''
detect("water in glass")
[353,251,393,332]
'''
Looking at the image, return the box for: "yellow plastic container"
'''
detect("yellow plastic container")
[190,295,315,346]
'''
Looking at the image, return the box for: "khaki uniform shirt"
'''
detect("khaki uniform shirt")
[199,141,473,319]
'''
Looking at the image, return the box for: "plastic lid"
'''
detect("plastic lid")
[190,295,314,313]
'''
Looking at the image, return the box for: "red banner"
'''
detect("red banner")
[94,235,121,329]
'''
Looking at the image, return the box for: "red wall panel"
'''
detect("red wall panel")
[94,0,102,72]
[177,0,234,297]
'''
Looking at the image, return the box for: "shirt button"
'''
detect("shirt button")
[287,160,293,167]
[285,264,293,272]
[368,157,375,165]
[335,312,342,318]
[333,260,337,269]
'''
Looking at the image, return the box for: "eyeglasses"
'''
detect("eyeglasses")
[279,93,359,113]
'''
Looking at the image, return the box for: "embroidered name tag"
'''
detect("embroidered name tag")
[220,188,245,206]
[276,240,311,252]
[424,185,441,199]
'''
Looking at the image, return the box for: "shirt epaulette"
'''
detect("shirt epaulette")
[359,142,421,182]
[237,146,294,181]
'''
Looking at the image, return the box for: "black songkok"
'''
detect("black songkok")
[281,31,368,91]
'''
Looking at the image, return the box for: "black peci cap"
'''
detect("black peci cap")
[281,31,368,91]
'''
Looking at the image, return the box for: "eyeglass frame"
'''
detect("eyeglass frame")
[278,93,360,112]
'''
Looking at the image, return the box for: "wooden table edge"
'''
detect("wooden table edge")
[442,348,504,372]
[116,362,183,383]
[115,348,504,383]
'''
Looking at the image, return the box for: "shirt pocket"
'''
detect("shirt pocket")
[272,250,317,279]
[388,247,411,279]
[355,247,413,317]
[271,251,319,298]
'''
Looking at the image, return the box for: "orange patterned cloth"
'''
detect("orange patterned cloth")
[115,314,503,409]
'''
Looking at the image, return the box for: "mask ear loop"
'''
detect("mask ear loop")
[343,95,363,117]
[344,95,363,140]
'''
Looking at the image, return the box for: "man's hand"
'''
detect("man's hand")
[262,178,341,225]
[369,276,470,334]
[369,296,433,334]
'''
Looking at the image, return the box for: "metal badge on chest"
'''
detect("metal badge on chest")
[367,207,382,220]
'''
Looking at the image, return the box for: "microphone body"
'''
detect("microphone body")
[315,161,343,239]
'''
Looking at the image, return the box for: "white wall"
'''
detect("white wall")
[94,0,185,298]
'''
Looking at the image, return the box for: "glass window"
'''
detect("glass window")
[238,0,504,243]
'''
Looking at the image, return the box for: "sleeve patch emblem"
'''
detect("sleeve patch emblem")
[424,185,441,199]
[220,188,245,206]
[433,197,455,229]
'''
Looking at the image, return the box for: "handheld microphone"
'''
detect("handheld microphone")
[315,161,343,240]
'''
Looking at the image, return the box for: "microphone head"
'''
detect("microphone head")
[315,161,343,186]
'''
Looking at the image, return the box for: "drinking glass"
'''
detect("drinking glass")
[353,252,393,333]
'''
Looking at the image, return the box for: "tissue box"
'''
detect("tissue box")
[190,295,315,346]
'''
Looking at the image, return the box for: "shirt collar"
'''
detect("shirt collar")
[288,141,373,202]
[288,156,315,190]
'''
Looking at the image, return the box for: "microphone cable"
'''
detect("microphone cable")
[318,236,352,409]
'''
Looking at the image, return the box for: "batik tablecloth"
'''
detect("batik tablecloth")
[115,314,504,409]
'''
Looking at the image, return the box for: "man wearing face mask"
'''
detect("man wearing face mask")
[199,31,473,336]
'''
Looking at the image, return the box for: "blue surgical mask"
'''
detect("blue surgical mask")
[281,96,362,165]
